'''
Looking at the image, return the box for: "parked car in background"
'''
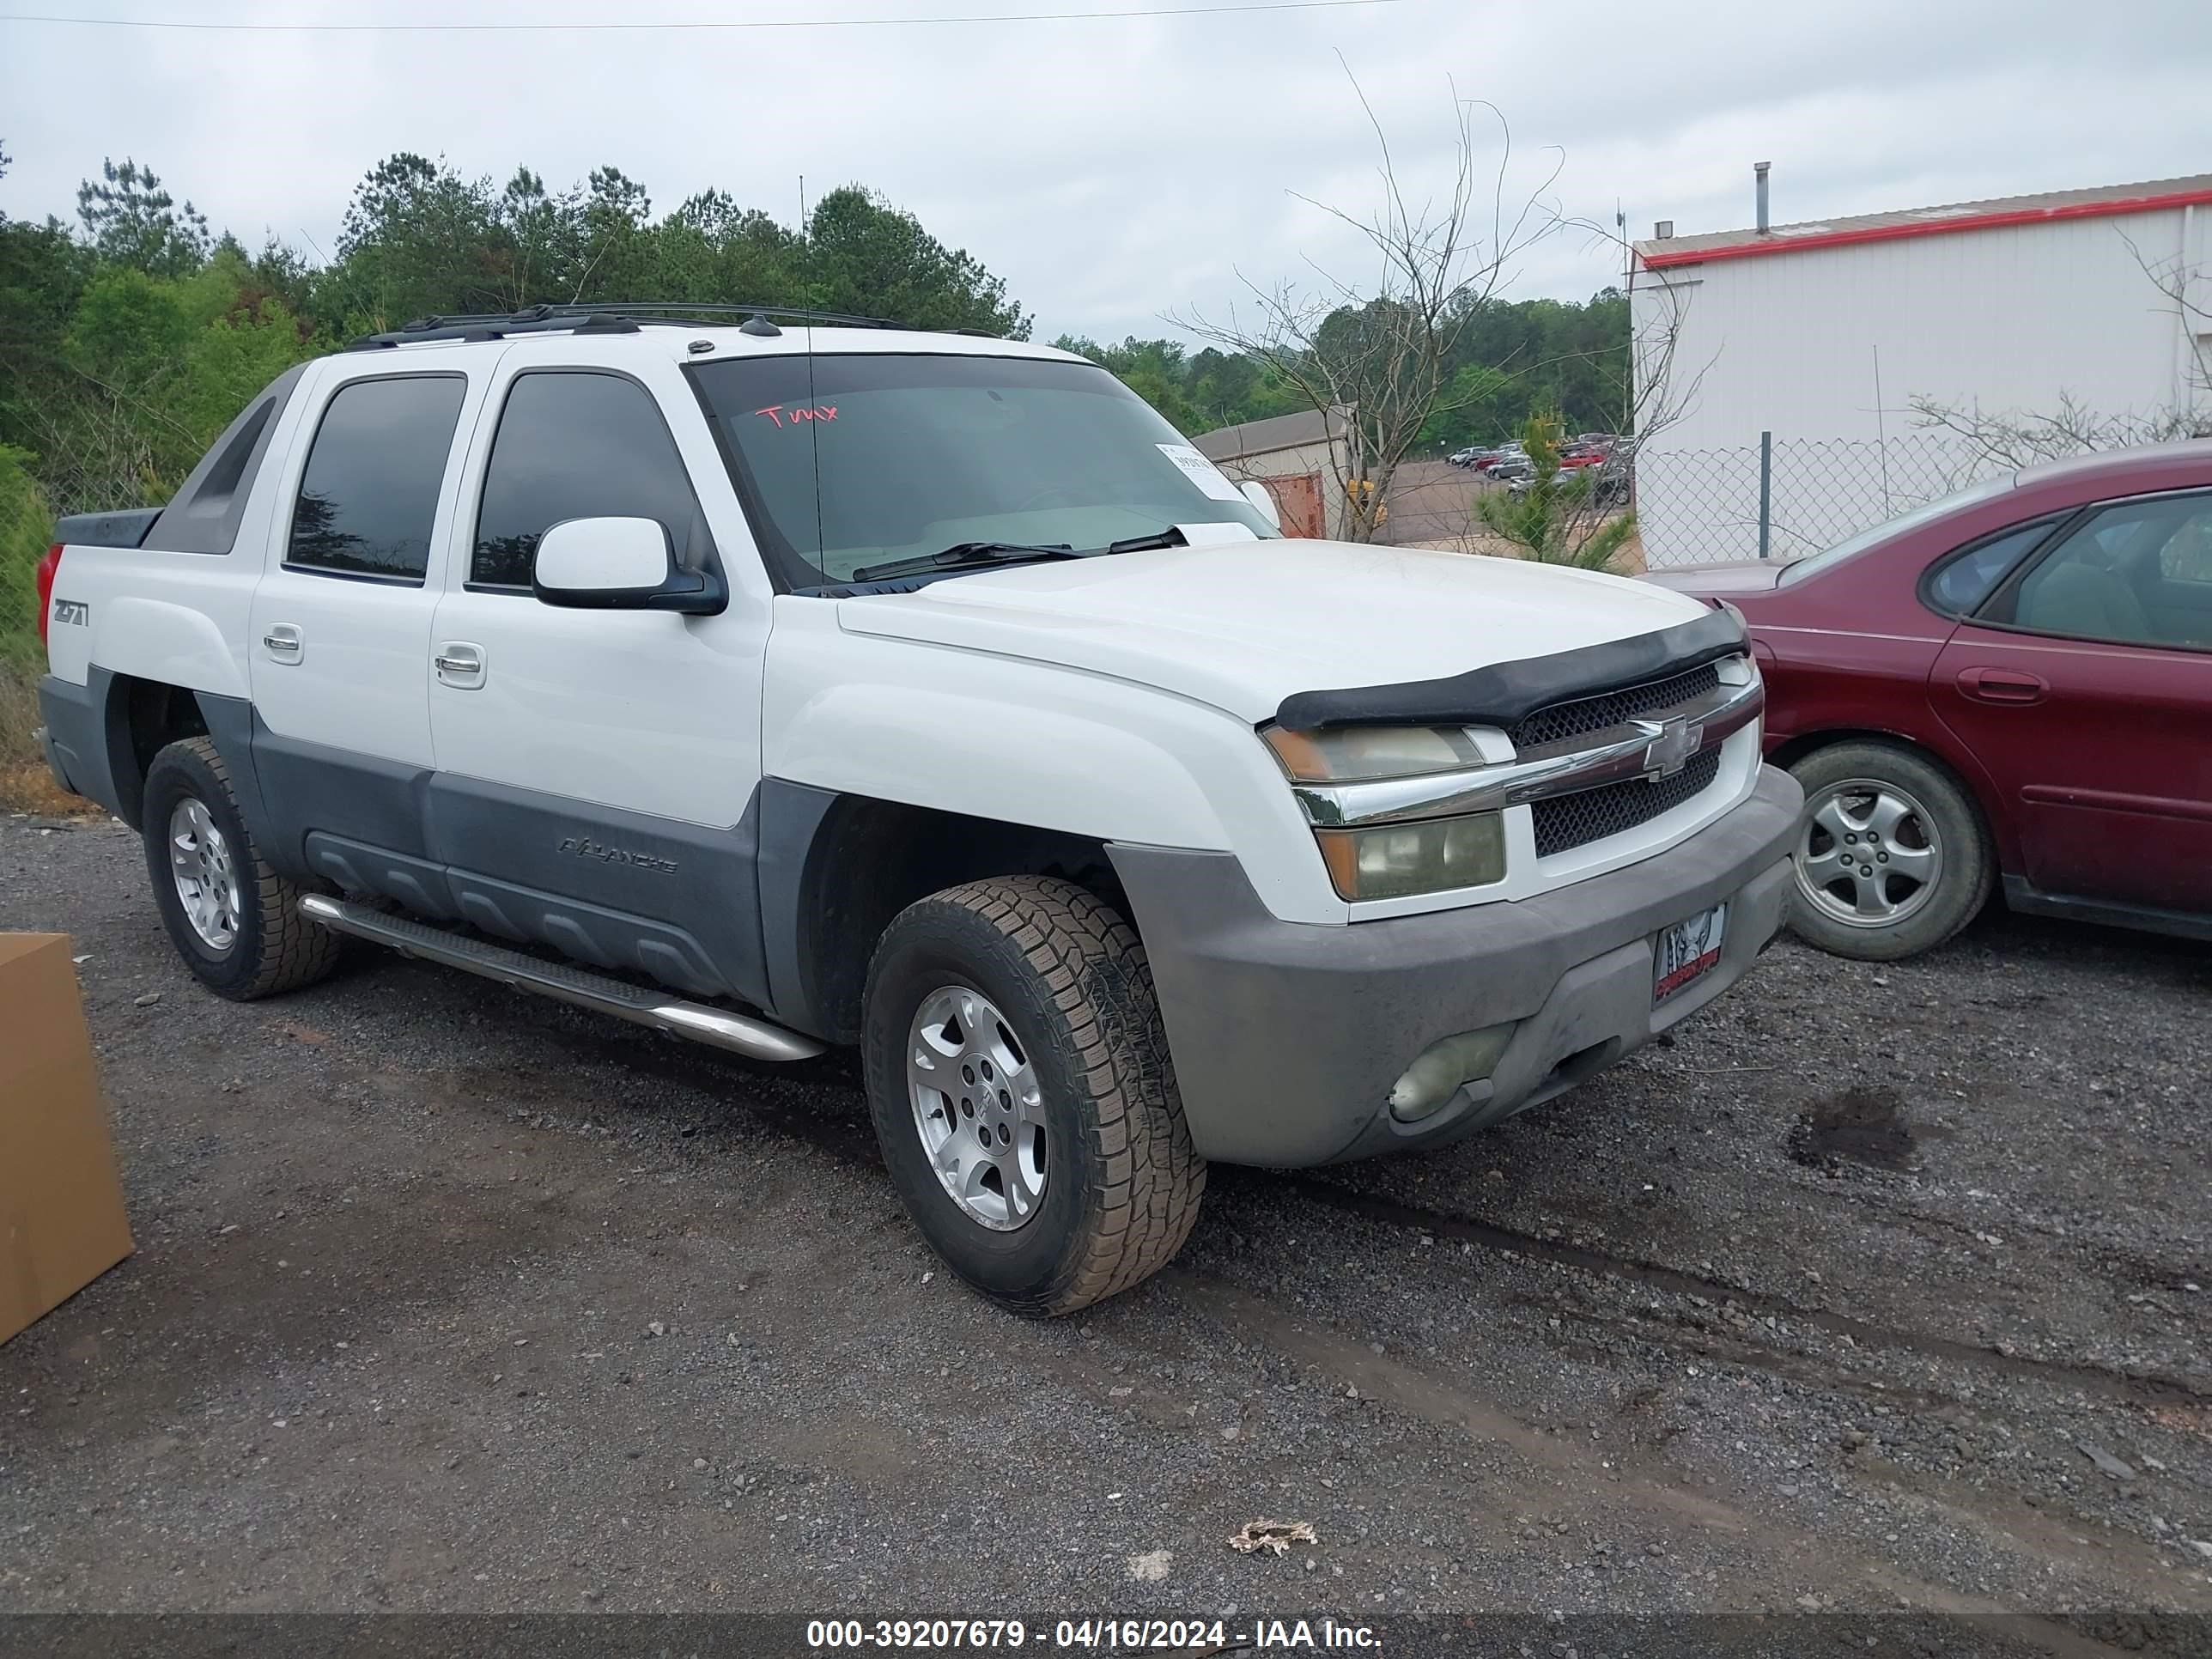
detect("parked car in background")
[1447,446,1491,469]
[1474,443,1527,475]
[1647,441,2212,959]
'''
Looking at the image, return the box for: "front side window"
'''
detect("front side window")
[473,371,713,589]
[690,353,1276,585]
[1994,491,2212,649]
[287,375,466,580]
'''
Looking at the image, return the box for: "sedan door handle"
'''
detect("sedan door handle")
[1956,666,2046,705]
[434,641,486,690]
[262,623,303,663]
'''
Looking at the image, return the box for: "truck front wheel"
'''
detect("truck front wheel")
[861,876,1205,1316]
[140,737,341,1000]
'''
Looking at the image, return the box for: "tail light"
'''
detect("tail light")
[34,544,64,649]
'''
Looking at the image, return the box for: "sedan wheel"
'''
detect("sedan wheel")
[1784,740,1992,962]
[1795,778,1943,929]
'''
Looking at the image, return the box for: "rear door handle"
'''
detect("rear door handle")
[1956,666,2046,705]
[262,623,303,664]
[434,641,486,690]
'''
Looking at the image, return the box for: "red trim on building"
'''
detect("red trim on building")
[1639,185,2212,270]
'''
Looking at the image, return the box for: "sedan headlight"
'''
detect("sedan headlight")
[1262,724,1506,901]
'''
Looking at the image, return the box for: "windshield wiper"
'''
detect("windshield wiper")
[1100,526,1189,556]
[849,541,1078,583]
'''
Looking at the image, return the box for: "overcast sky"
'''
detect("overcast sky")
[3,0,2209,343]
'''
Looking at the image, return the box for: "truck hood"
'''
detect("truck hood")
[836,539,1711,725]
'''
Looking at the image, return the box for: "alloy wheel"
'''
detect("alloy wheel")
[168,796,242,951]
[905,985,1047,1231]
[1796,778,1944,929]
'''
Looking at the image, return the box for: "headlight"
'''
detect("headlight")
[1314,814,1505,901]
[1262,723,1485,782]
[1264,723,1508,901]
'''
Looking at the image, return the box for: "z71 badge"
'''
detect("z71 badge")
[51,599,89,627]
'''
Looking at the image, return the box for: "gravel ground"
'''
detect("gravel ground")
[1,816,2208,1648]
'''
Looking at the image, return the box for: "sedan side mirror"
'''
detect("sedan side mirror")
[1239,478,1282,533]
[532,516,726,615]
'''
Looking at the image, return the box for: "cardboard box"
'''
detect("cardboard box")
[0,933,134,1346]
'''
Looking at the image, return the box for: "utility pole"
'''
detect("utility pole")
[1618,204,1632,438]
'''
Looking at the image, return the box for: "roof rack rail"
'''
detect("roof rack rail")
[345,301,923,351]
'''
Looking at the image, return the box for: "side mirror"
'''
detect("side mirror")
[1239,478,1282,533]
[532,516,726,615]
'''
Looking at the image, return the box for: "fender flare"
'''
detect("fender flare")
[91,595,250,702]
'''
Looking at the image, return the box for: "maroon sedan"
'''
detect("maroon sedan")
[1649,441,2212,959]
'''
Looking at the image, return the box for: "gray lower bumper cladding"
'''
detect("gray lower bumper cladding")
[1109,767,1802,1167]
[35,675,107,811]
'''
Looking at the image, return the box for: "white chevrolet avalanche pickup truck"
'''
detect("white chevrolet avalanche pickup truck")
[33,303,1798,1314]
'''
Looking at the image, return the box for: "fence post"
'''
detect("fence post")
[1757,430,1772,560]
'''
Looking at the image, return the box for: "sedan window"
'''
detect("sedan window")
[1992,492,2212,650]
[1923,519,2061,617]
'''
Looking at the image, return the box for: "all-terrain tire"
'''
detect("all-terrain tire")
[1785,740,1994,962]
[862,876,1205,1316]
[140,736,342,1000]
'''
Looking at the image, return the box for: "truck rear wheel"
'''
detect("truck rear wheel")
[861,876,1204,1316]
[140,737,341,1000]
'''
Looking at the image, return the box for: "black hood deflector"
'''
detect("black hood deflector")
[1274,605,1748,732]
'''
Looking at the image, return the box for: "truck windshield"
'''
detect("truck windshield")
[690,352,1278,586]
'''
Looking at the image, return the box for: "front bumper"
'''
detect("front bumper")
[1108,765,1802,1167]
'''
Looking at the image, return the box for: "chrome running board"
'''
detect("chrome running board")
[297,894,824,1063]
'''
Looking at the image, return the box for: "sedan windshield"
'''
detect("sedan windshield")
[691,352,1279,585]
[1778,471,2017,586]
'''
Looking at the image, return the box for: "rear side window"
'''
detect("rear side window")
[1922,518,2060,617]
[287,375,466,582]
[471,371,712,590]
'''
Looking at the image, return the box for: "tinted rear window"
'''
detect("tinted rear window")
[287,375,465,582]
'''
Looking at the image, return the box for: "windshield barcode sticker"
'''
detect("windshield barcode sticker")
[1157,442,1249,503]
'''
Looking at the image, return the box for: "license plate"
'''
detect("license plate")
[1653,902,1728,1004]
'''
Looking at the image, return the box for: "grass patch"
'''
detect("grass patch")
[0,653,100,817]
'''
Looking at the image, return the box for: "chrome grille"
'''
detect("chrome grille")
[1531,750,1723,858]
[1510,662,1723,753]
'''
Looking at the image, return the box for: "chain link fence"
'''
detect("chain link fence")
[4,460,161,652]
[1632,433,2005,569]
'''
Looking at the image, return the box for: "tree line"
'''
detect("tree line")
[2,140,1632,662]
[0,147,1032,660]
[1056,289,1628,450]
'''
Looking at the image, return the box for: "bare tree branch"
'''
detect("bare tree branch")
[1168,70,1563,541]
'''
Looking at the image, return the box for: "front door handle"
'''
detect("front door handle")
[1956,666,2046,705]
[434,641,486,690]
[262,623,303,664]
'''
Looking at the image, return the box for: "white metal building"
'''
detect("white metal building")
[1629,173,2212,564]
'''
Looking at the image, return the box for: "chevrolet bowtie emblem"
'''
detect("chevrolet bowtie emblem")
[1633,715,1702,778]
